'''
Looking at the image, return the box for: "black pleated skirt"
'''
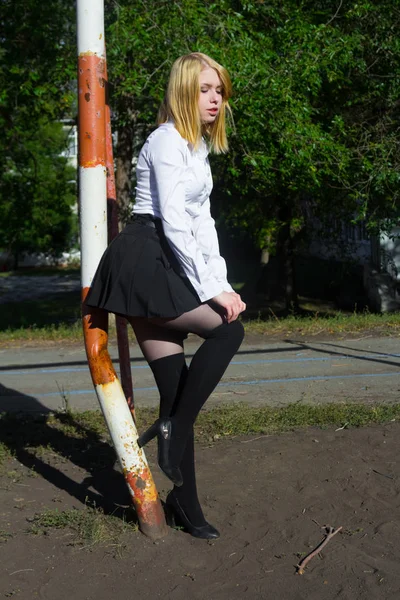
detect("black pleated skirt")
[85,216,201,318]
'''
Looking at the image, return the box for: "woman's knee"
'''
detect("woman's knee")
[227,319,245,346]
[208,319,245,346]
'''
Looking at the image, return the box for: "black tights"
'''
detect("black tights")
[128,303,244,525]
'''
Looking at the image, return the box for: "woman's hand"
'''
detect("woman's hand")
[211,291,246,323]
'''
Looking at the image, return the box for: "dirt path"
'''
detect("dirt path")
[1,422,400,599]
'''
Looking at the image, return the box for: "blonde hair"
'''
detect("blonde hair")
[157,52,232,154]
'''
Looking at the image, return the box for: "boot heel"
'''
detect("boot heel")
[137,420,160,448]
[164,503,176,528]
[165,492,220,539]
[137,418,183,487]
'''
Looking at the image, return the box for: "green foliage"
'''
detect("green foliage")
[0,121,77,262]
[1,0,399,298]
[103,0,399,281]
[213,1,400,247]
[0,0,77,263]
[0,0,75,122]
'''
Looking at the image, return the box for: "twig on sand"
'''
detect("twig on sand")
[372,469,394,480]
[335,422,349,432]
[240,435,267,444]
[296,526,342,575]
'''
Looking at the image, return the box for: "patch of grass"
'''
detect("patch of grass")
[0,299,399,345]
[1,403,399,472]
[0,268,80,278]
[2,403,399,485]
[0,441,12,469]
[5,470,24,482]
[28,504,138,548]
[49,410,109,438]
[0,530,13,543]
[244,310,400,339]
[0,292,81,334]
[194,402,400,439]
[26,443,60,459]
[0,261,398,344]
[0,412,114,472]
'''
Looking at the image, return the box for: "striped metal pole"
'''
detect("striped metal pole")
[77,0,167,539]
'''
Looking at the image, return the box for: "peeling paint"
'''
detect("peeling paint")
[78,54,106,167]
[78,15,166,537]
[78,50,97,57]
[80,158,105,169]
[136,477,146,490]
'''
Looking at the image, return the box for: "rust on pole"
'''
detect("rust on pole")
[77,0,167,539]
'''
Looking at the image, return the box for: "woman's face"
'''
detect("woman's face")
[198,67,223,124]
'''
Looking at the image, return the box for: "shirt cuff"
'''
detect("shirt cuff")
[196,279,225,303]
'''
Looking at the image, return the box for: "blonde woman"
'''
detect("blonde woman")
[86,53,246,539]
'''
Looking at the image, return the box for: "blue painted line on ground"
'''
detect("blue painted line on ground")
[0,365,149,375]
[2,352,400,376]
[32,370,400,399]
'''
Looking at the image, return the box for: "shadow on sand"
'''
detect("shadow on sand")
[0,384,135,522]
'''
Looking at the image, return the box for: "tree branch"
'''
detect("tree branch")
[326,0,343,27]
[297,526,342,575]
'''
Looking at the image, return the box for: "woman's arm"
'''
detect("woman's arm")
[192,197,234,293]
[192,197,246,322]
[150,130,224,303]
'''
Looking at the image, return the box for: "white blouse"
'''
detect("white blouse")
[133,122,234,302]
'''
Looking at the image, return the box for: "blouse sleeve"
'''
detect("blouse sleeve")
[191,197,234,293]
[149,131,225,303]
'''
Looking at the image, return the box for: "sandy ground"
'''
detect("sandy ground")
[1,276,399,598]
[1,421,400,600]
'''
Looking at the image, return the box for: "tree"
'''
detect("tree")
[0,0,76,265]
[211,1,400,308]
[2,0,398,305]
[0,121,77,268]
[103,0,399,309]
[105,0,242,223]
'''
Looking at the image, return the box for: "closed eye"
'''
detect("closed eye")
[200,87,223,94]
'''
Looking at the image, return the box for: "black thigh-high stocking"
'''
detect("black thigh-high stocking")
[148,353,206,526]
[130,305,245,517]
[166,320,244,469]
[142,304,245,471]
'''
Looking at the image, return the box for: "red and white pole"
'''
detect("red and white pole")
[77,0,167,539]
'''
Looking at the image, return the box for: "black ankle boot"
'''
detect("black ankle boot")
[137,419,183,487]
[165,491,220,539]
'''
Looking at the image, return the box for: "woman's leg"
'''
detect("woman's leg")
[129,320,205,526]
[147,355,206,526]
[129,304,244,525]
[148,304,245,469]
[134,304,244,472]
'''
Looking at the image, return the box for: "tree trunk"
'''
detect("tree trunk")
[260,247,270,265]
[277,206,299,312]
